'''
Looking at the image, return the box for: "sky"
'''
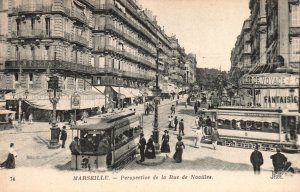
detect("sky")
[138,0,250,71]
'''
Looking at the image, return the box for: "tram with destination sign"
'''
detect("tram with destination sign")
[70,111,143,170]
[198,107,300,152]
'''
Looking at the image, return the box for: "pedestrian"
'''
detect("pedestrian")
[250,144,264,175]
[81,110,88,123]
[138,133,146,162]
[0,143,17,169]
[173,136,185,163]
[57,127,61,142]
[194,103,198,114]
[60,126,67,148]
[193,126,203,148]
[211,127,219,150]
[168,116,173,128]
[194,116,199,129]
[145,135,156,159]
[179,119,184,136]
[170,104,176,114]
[28,113,33,124]
[198,115,204,129]
[69,136,81,155]
[21,112,26,124]
[174,116,178,131]
[101,105,106,114]
[161,130,170,153]
[205,116,212,135]
[270,148,287,173]
[69,114,75,127]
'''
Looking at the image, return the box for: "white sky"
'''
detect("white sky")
[138,0,250,71]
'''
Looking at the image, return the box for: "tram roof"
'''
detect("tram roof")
[215,106,282,113]
[70,111,137,130]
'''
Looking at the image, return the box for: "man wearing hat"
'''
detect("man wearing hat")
[69,136,81,155]
[138,133,146,162]
[60,126,67,148]
[250,144,264,175]
[270,148,287,173]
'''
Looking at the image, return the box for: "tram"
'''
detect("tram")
[70,111,143,171]
[198,107,300,152]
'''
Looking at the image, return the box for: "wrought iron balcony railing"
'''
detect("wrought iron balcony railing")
[11,29,49,38]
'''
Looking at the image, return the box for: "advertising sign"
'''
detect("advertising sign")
[71,92,81,109]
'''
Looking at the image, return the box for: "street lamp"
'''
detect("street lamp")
[152,43,162,154]
[47,52,62,149]
[12,89,29,126]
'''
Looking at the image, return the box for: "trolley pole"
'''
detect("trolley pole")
[152,45,162,154]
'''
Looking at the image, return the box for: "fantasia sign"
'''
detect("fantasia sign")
[240,73,298,87]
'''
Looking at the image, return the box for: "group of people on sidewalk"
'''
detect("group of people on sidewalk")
[138,131,186,163]
[250,145,293,175]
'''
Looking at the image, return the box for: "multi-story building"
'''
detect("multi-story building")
[230,0,300,111]
[185,53,197,84]
[0,0,194,120]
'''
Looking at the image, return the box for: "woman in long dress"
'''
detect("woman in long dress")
[145,136,156,159]
[173,136,185,163]
[161,130,170,153]
[0,143,17,169]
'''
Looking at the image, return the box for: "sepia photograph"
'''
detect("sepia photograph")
[0,0,300,191]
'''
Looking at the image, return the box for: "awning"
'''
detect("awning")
[92,86,106,94]
[5,89,105,110]
[0,109,16,114]
[111,87,134,98]
[130,88,142,97]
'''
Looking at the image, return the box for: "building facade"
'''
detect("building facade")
[0,0,195,119]
[230,0,300,110]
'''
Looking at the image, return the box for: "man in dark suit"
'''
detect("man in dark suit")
[250,144,264,174]
[270,148,287,173]
[60,126,67,148]
[138,133,146,162]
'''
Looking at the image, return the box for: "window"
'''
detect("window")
[16,20,20,36]
[290,38,300,62]
[291,5,300,27]
[91,57,95,67]
[14,73,19,82]
[97,77,101,84]
[29,73,33,82]
[31,46,35,60]
[45,18,50,36]
[99,57,105,68]
[31,18,35,30]
[15,46,20,60]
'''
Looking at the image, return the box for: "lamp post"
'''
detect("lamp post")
[12,89,29,127]
[152,44,162,154]
[47,52,61,149]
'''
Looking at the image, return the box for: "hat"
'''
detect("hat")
[164,130,169,133]
[74,136,79,140]
[177,136,182,141]
[140,133,144,137]
[276,148,281,152]
[63,126,66,129]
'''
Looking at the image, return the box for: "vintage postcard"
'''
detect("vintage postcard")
[0,0,299,191]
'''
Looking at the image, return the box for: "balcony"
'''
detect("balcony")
[71,34,89,46]
[71,10,88,24]
[258,17,267,26]
[10,4,52,14]
[5,60,97,74]
[93,3,156,44]
[290,27,300,36]
[11,29,49,38]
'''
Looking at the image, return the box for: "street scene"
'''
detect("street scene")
[0,0,300,191]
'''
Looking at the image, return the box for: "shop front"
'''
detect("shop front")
[239,73,299,110]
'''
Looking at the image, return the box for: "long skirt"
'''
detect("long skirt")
[145,147,156,159]
[161,140,170,153]
[0,153,15,169]
[173,148,183,163]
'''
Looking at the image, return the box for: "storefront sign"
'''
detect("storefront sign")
[71,93,81,109]
[264,96,298,104]
[240,74,298,87]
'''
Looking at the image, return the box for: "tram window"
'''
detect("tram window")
[217,119,223,129]
[232,120,237,129]
[224,119,231,129]
[128,128,133,138]
[240,121,246,130]
[254,122,263,131]
[246,121,253,130]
